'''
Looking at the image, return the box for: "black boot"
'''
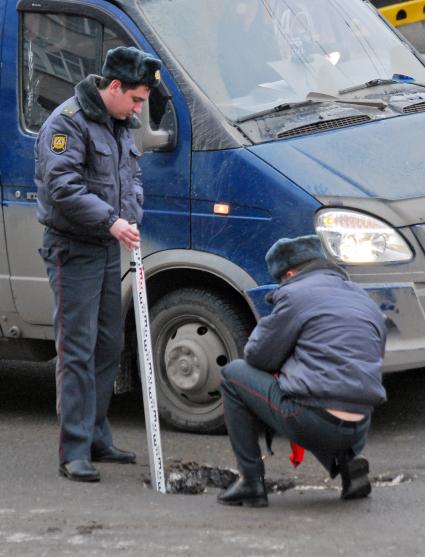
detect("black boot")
[59,459,100,482]
[217,477,268,507]
[340,456,371,500]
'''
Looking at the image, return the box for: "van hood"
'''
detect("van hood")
[247,113,425,226]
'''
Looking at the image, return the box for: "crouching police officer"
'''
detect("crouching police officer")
[36,47,161,482]
[218,235,387,506]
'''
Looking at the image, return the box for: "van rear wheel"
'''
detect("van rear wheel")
[149,287,251,433]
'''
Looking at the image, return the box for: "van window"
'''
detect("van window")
[20,13,124,132]
[141,0,425,121]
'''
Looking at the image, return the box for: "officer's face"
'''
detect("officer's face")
[106,82,151,120]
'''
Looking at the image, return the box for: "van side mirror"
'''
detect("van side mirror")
[134,95,177,153]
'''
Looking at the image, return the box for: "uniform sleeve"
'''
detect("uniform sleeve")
[38,115,118,231]
[244,289,302,373]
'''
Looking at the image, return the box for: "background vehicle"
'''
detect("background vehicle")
[2,0,425,433]
[373,0,425,54]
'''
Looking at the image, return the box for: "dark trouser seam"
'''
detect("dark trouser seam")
[227,377,303,420]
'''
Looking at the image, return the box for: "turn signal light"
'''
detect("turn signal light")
[213,203,230,215]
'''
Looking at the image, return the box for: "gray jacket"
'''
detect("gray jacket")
[35,75,143,244]
[244,261,387,414]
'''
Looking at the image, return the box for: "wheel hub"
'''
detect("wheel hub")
[165,339,208,392]
[163,323,226,402]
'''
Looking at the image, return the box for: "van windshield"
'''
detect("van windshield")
[140,0,425,121]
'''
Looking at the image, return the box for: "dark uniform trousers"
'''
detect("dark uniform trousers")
[221,359,370,480]
[41,229,121,464]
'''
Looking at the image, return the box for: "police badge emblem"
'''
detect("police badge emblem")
[51,134,68,154]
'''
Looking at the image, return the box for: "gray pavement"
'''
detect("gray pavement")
[1,361,425,557]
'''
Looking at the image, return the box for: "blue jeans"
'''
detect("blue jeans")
[40,230,122,464]
[221,359,370,480]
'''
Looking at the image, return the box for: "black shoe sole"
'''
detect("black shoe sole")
[217,497,269,508]
[91,456,136,464]
[59,468,100,482]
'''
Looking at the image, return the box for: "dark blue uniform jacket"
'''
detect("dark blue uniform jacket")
[35,75,143,244]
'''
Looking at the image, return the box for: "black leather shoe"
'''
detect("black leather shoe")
[217,477,268,507]
[59,459,100,482]
[340,457,371,500]
[91,445,136,464]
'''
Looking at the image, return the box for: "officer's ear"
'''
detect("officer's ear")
[109,79,123,95]
[280,269,296,283]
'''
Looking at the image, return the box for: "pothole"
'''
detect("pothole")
[141,460,295,494]
[141,461,414,494]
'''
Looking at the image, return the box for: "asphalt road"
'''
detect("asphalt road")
[1,360,425,557]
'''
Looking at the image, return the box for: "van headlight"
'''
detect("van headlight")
[315,209,413,264]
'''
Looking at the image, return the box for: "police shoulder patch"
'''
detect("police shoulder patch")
[51,134,68,154]
[61,102,81,117]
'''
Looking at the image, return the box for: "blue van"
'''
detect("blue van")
[2,0,425,432]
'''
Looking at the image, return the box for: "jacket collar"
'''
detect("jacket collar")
[75,75,110,124]
[266,258,349,304]
[283,258,349,284]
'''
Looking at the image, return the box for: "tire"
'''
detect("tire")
[149,287,251,433]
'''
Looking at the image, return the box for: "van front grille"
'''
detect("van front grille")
[403,102,425,114]
[277,115,371,139]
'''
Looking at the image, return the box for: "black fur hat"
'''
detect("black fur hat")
[266,235,325,281]
[101,46,161,87]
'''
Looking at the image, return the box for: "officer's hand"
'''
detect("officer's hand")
[110,218,140,250]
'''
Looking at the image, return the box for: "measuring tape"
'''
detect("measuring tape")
[130,241,166,494]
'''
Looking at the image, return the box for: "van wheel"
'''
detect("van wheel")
[149,288,251,433]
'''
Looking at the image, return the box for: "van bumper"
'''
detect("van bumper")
[245,282,425,374]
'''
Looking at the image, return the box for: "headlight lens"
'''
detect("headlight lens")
[315,209,413,264]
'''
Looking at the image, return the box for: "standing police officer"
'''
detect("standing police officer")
[36,47,161,482]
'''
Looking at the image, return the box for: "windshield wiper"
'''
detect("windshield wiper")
[339,74,425,95]
[306,91,387,110]
[235,91,387,124]
[235,99,315,124]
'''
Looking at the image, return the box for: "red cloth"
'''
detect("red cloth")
[289,442,305,468]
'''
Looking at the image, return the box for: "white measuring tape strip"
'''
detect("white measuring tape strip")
[130,241,166,493]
